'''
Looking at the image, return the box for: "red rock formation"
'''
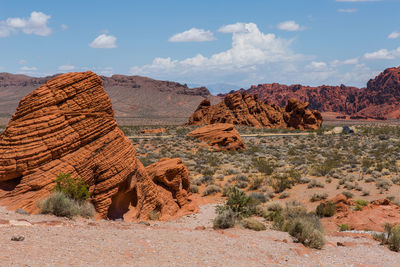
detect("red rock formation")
[0,71,193,220]
[322,194,400,232]
[220,66,400,119]
[188,93,322,130]
[187,123,246,151]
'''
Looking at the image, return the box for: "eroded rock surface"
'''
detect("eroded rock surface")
[187,123,246,151]
[188,92,322,130]
[0,71,193,220]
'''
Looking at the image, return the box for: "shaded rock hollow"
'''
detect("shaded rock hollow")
[0,71,193,220]
[188,92,322,130]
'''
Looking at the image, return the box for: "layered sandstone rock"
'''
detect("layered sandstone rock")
[0,71,192,220]
[187,123,246,151]
[188,92,322,130]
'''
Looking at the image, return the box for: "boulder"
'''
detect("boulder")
[188,92,322,130]
[0,71,193,220]
[187,123,246,151]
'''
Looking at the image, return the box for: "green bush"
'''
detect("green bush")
[252,158,274,175]
[285,217,325,249]
[190,184,199,193]
[39,192,95,218]
[316,201,336,217]
[310,193,328,202]
[340,224,350,231]
[373,223,400,252]
[213,209,237,229]
[224,187,258,217]
[341,191,354,199]
[54,173,90,202]
[240,218,266,231]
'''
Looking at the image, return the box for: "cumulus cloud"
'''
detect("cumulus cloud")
[89,34,117,48]
[306,61,328,71]
[168,28,215,42]
[218,23,248,33]
[338,8,358,13]
[0,11,52,37]
[388,31,400,39]
[20,66,37,71]
[277,21,305,31]
[331,58,359,66]
[364,47,400,60]
[58,64,75,71]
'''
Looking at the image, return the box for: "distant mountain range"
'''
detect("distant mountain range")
[219,66,400,119]
[0,66,399,124]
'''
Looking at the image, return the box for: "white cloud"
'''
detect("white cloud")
[168,28,215,42]
[0,11,52,37]
[338,8,358,13]
[331,57,359,66]
[218,23,248,33]
[20,66,37,71]
[89,34,117,48]
[58,64,75,71]
[388,31,400,39]
[364,47,400,60]
[306,61,328,70]
[277,21,305,31]
[61,24,68,31]
[131,22,309,85]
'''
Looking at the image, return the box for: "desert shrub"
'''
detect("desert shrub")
[190,184,199,193]
[235,180,248,189]
[218,187,258,217]
[342,191,354,199]
[310,193,328,202]
[279,192,290,199]
[376,178,392,191]
[240,218,266,231]
[213,209,237,229]
[315,201,335,217]
[249,177,264,190]
[285,217,325,249]
[373,223,400,252]
[307,179,324,189]
[272,174,293,193]
[202,184,221,196]
[202,167,215,176]
[361,190,370,196]
[39,192,95,218]
[340,224,350,231]
[355,199,368,206]
[248,192,268,203]
[195,175,214,185]
[54,173,90,202]
[252,157,274,175]
[148,210,160,220]
[266,202,325,249]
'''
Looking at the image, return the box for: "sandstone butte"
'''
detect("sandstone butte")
[222,66,400,119]
[187,123,246,151]
[0,71,196,220]
[188,92,323,130]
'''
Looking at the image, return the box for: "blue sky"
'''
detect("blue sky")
[1,0,400,92]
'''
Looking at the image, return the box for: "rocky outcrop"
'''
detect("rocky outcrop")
[187,123,246,151]
[221,66,400,119]
[0,71,193,220]
[322,194,400,232]
[188,93,322,130]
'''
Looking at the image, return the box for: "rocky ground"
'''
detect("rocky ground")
[1,204,400,267]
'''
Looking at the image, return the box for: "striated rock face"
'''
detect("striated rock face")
[187,123,246,151]
[145,158,197,219]
[221,66,400,119]
[0,71,193,220]
[188,92,322,130]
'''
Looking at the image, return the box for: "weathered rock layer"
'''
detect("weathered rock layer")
[0,71,193,220]
[187,123,246,151]
[188,92,322,130]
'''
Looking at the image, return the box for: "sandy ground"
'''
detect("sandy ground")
[1,204,399,267]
